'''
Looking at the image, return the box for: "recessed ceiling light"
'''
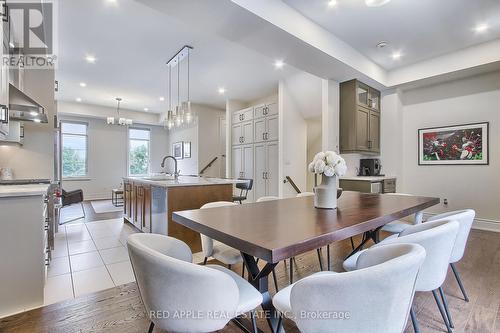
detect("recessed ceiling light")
[474,23,489,34]
[391,51,402,60]
[376,41,388,49]
[365,0,391,7]
[9,42,14,48]
[218,87,226,94]
[85,55,97,63]
[33,118,41,123]
[159,97,165,101]
[144,108,149,112]
[76,97,82,103]
[79,82,87,87]
[274,60,285,69]
[327,0,337,8]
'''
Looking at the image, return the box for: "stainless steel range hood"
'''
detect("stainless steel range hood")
[8,84,48,123]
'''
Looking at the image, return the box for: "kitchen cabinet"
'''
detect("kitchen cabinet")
[124,181,132,219]
[123,180,152,232]
[340,79,381,154]
[232,107,253,124]
[254,102,278,119]
[254,114,278,143]
[232,121,253,145]
[232,144,254,200]
[0,10,10,138]
[254,141,279,199]
[134,184,143,230]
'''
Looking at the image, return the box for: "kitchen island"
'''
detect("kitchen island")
[122,176,244,252]
[0,184,50,318]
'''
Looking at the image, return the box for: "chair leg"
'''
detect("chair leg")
[326,244,331,271]
[410,307,420,333]
[432,290,453,333]
[450,262,469,302]
[242,263,245,277]
[350,237,355,250]
[439,287,454,328]
[147,321,154,333]
[316,248,324,271]
[228,264,232,270]
[272,268,279,292]
[203,257,208,265]
[289,258,294,284]
[81,202,86,218]
[250,310,258,333]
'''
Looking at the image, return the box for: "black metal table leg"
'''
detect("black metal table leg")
[326,244,331,271]
[239,252,282,333]
[343,227,383,260]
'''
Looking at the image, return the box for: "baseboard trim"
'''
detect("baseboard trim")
[422,212,500,233]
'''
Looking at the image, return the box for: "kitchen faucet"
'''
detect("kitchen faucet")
[160,155,180,179]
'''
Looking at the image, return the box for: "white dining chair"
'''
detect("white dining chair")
[272,243,426,333]
[296,192,315,197]
[381,193,424,234]
[427,209,475,304]
[200,202,243,270]
[127,233,263,333]
[343,219,459,333]
[256,196,280,202]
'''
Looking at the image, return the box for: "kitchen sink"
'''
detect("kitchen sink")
[143,175,176,181]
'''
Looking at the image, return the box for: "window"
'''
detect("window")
[128,128,150,176]
[62,122,88,178]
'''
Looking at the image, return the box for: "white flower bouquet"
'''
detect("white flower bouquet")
[308,151,347,178]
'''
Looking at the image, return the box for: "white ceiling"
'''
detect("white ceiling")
[283,0,500,70]
[56,0,298,113]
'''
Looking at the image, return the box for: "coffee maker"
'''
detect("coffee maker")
[359,158,382,176]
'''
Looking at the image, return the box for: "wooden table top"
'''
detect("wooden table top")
[172,191,439,263]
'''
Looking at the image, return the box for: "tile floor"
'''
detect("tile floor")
[44,218,138,305]
[44,217,207,306]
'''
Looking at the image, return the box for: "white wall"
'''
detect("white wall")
[0,70,56,179]
[59,114,169,200]
[306,117,322,191]
[168,104,225,177]
[398,71,500,226]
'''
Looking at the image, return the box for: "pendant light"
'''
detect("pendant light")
[185,47,194,125]
[107,97,132,126]
[166,66,174,130]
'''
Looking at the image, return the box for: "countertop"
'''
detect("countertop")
[340,176,396,182]
[0,184,49,198]
[124,175,246,188]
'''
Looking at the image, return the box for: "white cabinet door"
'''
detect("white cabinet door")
[266,142,279,197]
[266,115,279,142]
[0,19,9,137]
[242,108,253,123]
[253,143,267,201]
[232,124,242,146]
[242,121,253,145]
[242,145,254,179]
[232,146,242,178]
[254,118,266,143]
[254,104,266,119]
[266,102,278,116]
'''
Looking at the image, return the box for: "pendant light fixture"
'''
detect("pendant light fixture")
[107,97,132,126]
[164,45,195,131]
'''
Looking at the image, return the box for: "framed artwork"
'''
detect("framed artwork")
[172,142,184,160]
[183,142,191,158]
[418,122,489,165]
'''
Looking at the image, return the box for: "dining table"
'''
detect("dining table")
[172,191,440,333]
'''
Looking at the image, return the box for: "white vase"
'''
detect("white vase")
[314,175,337,209]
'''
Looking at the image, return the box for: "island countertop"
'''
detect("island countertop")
[123,175,246,188]
[0,184,49,198]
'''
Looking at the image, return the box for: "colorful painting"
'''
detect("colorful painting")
[418,122,488,165]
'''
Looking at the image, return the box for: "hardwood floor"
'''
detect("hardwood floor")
[1,229,498,333]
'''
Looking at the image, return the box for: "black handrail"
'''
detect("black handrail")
[199,156,218,175]
[283,176,302,194]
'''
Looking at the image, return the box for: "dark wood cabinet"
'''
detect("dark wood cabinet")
[340,79,381,154]
[123,180,151,233]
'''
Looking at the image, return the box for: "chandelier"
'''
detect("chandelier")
[107,97,133,126]
[164,45,196,131]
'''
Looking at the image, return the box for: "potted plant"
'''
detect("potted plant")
[308,151,347,209]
